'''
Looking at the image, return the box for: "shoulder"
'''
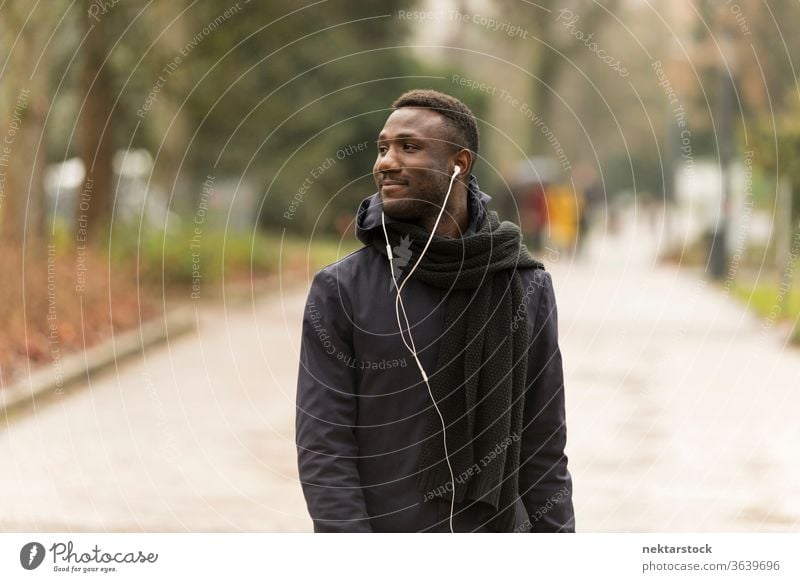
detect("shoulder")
[517,267,557,335]
[309,245,380,304]
[314,245,374,286]
[519,265,552,295]
[303,247,372,326]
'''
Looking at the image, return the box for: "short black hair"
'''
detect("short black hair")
[391,89,479,160]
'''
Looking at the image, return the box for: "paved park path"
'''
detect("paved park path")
[0,288,312,532]
[559,214,800,532]
[1,215,799,532]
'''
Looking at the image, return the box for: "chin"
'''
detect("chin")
[380,196,424,221]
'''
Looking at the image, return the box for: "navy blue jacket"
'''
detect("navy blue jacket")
[295,177,575,532]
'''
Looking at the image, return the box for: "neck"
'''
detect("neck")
[418,182,469,238]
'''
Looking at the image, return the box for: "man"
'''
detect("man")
[295,89,574,532]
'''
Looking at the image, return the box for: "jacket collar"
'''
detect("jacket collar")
[355,174,492,245]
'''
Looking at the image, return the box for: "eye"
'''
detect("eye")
[377,145,388,154]
[403,143,418,151]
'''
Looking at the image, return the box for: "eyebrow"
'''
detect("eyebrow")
[376,131,423,142]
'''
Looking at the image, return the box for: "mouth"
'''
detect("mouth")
[379,180,408,195]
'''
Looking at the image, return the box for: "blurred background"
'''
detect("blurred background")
[1,0,798,532]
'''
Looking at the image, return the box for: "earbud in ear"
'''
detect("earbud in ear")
[453,165,461,176]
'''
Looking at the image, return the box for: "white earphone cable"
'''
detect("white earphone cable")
[381,165,460,533]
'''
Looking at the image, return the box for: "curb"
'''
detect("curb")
[1,306,197,416]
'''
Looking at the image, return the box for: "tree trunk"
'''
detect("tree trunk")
[78,4,115,244]
[0,18,49,255]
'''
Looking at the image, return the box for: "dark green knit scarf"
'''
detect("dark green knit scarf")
[373,208,543,532]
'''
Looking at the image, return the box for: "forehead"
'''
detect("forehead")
[377,107,448,141]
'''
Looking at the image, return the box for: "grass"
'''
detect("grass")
[730,273,800,344]
[105,224,362,287]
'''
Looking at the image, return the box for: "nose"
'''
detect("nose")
[374,147,400,176]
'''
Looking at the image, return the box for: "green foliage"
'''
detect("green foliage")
[102,223,359,288]
[750,96,800,222]
[109,225,270,286]
[175,1,423,234]
[731,274,800,345]
[39,0,439,237]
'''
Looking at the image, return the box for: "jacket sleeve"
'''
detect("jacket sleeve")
[518,270,576,532]
[295,269,373,532]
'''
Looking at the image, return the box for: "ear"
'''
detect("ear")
[453,148,474,177]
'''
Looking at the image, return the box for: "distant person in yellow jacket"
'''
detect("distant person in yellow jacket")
[545,185,583,252]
